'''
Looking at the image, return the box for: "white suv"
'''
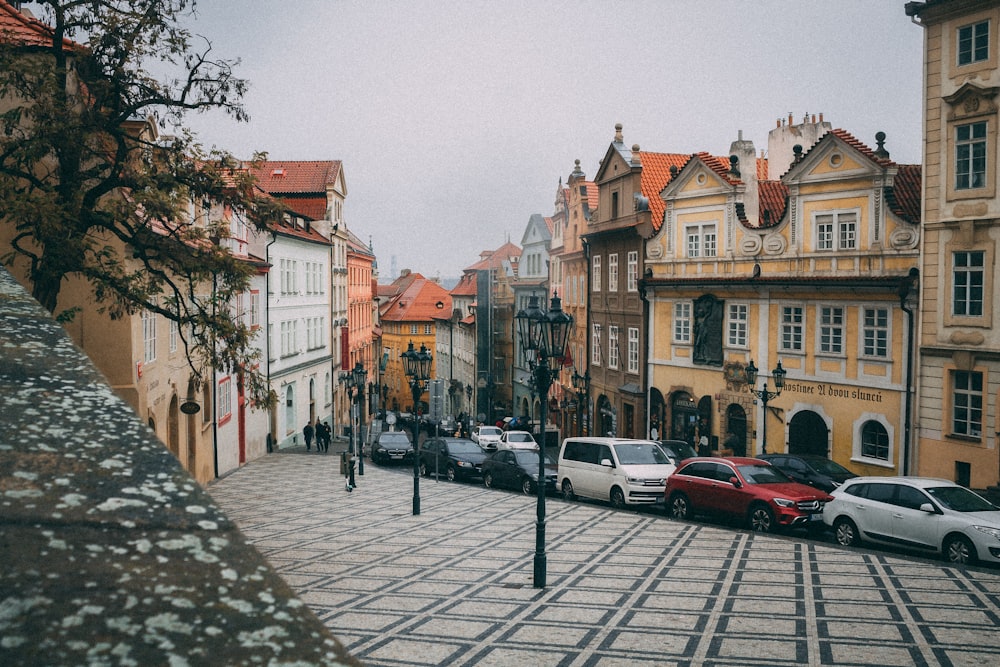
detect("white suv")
[498,431,537,450]
[824,476,1000,565]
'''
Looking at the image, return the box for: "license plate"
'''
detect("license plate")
[390,454,404,459]
[809,513,823,522]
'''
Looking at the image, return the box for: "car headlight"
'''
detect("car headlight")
[456,460,471,467]
[773,498,795,508]
[973,525,1000,541]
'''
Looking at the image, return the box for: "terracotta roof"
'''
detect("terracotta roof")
[757,181,790,229]
[450,272,478,297]
[886,164,922,225]
[253,161,342,195]
[464,241,521,272]
[0,2,79,51]
[817,129,895,169]
[635,152,692,232]
[379,273,452,323]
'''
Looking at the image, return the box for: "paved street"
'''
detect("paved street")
[209,447,1000,666]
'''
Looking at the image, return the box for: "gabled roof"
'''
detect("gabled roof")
[254,160,342,194]
[450,271,478,297]
[464,241,521,272]
[635,152,692,233]
[0,2,80,51]
[379,272,452,323]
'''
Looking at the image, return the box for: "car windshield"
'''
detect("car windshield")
[506,433,533,441]
[660,441,697,463]
[448,441,482,454]
[380,433,410,444]
[805,458,853,476]
[737,464,792,484]
[926,485,997,512]
[513,450,555,467]
[614,443,671,465]
[480,427,502,436]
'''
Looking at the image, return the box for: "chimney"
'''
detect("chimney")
[767,111,832,179]
[729,129,758,225]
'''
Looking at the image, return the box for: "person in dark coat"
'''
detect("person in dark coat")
[317,419,330,453]
[303,422,314,451]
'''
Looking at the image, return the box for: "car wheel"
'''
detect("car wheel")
[610,486,626,509]
[944,534,977,565]
[446,465,457,482]
[484,472,495,488]
[669,492,690,520]
[419,462,428,477]
[561,480,576,501]
[749,503,775,533]
[833,517,860,547]
[521,477,533,495]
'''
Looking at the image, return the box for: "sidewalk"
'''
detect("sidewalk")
[209,448,1000,666]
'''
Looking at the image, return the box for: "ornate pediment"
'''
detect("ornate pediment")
[944,82,1000,121]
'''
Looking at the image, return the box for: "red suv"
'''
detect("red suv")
[665,457,833,532]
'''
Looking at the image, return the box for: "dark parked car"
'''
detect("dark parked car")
[482,448,557,494]
[658,439,698,466]
[759,453,858,493]
[665,457,833,532]
[371,431,414,465]
[419,437,488,482]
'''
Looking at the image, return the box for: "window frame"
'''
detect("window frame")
[608,325,619,370]
[860,306,890,359]
[780,306,804,353]
[592,255,602,292]
[818,305,845,356]
[685,223,717,258]
[608,253,619,293]
[217,376,233,426]
[591,323,602,366]
[626,251,639,292]
[727,303,748,348]
[674,302,691,344]
[627,327,639,374]
[951,369,984,440]
[813,210,858,252]
[957,19,990,67]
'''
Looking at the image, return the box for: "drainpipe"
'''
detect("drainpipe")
[265,230,278,446]
[898,268,919,476]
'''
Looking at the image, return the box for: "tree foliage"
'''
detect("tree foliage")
[0,0,278,408]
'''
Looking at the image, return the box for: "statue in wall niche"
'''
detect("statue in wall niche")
[693,294,724,366]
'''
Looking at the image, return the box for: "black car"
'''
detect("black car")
[759,453,858,493]
[419,437,487,482]
[482,448,557,495]
[371,430,414,465]
[658,439,698,466]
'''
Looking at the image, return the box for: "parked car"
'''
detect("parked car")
[471,425,503,451]
[665,457,833,532]
[498,430,537,450]
[370,430,414,465]
[419,437,488,482]
[557,437,676,508]
[658,439,698,466]
[759,453,857,492]
[482,448,557,495]
[823,476,1000,565]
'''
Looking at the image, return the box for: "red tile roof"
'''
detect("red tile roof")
[380,273,452,323]
[0,2,79,51]
[636,152,692,232]
[887,164,922,225]
[253,161,342,195]
[464,241,521,272]
[757,181,790,229]
[450,272,478,297]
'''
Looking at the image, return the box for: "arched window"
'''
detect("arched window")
[861,421,889,461]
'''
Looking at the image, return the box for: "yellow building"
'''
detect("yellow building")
[643,116,921,477]
[908,0,1000,490]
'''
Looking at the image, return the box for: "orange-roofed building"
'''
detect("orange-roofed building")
[644,115,920,479]
[379,270,452,414]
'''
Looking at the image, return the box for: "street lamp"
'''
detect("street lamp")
[744,359,786,455]
[340,361,368,477]
[571,369,590,437]
[515,292,573,589]
[402,341,432,516]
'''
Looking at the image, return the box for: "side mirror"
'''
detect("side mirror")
[600,458,614,468]
[729,476,742,489]
[918,502,938,514]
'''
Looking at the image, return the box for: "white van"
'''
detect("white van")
[557,437,676,508]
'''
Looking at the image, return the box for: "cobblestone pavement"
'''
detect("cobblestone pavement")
[209,447,1000,666]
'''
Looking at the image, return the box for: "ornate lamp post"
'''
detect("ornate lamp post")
[744,359,786,455]
[571,369,590,437]
[515,293,572,589]
[402,341,432,516]
[340,361,368,477]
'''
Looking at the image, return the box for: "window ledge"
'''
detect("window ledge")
[850,456,895,470]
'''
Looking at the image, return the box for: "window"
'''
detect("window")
[674,302,691,343]
[862,308,889,358]
[218,377,232,424]
[953,251,984,316]
[609,326,619,369]
[819,307,844,355]
[781,306,804,352]
[592,324,602,366]
[142,309,156,363]
[956,122,987,190]
[958,20,989,66]
[815,212,857,251]
[861,421,889,461]
[727,304,747,347]
[592,256,602,292]
[169,320,178,354]
[953,370,983,438]
[410,324,418,335]
[686,223,717,258]
[608,253,619,292]
[424,324,432,335]
[280,320,298,357]
[627,251,638,292]
[627,327,639,374]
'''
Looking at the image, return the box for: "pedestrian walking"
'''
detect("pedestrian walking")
[303,422,314,451]
[317,419,330,453]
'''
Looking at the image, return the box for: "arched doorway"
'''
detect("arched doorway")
[670,392,698,446]
[725,404,747,456]
[167,395,180,458]
[285,385,295,438]
[308,378,316,423]
[788,410,829,456]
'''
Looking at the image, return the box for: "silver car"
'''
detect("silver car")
[471,425,503,451]
[824,476,1000,565]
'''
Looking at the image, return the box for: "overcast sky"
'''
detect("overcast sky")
[177,1,924,282]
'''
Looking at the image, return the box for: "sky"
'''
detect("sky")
[174,0,925,283]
